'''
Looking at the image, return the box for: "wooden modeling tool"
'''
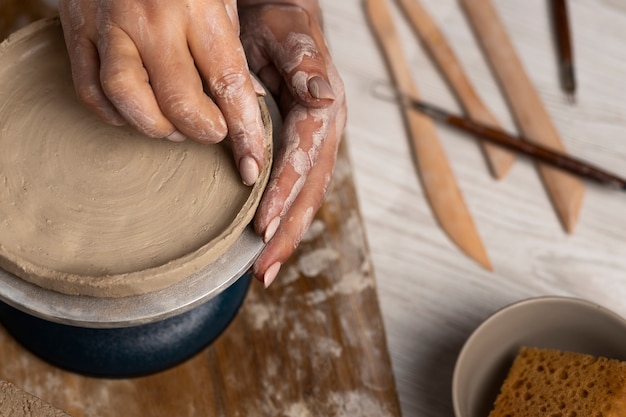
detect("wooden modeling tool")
[394,0,515,180]
[365,0,492,271]
[551,0,576,102]
[372,86,626,191]
[460,0,585,233]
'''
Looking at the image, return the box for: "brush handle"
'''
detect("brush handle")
[551,0,576,95]
[445,115,626,190]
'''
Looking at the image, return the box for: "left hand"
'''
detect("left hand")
[239,2,347,287]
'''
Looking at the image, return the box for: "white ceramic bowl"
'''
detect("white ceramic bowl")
[452,296,626,417]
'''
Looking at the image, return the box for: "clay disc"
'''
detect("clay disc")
[0,18,273,297]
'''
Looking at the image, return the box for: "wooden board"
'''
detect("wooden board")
[0,140,402,417]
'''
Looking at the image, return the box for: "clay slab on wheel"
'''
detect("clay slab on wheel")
[0,380,71,417]
[0,18,273,297]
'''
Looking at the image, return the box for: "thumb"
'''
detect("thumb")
[257,6,336,107]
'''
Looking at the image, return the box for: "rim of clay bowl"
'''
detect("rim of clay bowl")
[0,18,282,328]
[451,296,626,417]
[0,52,282,330]
[0,17,274,298]
[0,93,280,328]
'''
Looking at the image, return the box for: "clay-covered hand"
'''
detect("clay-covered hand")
[58,0,267,185]
[239,1,347,287]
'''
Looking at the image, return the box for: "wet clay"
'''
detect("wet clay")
[0,380,71,417]
[0,18,273,297]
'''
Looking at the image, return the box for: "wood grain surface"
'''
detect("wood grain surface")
[0,141,401,417]
[4,2,626,417]
[1,5,402,416]
[323,1,626,416]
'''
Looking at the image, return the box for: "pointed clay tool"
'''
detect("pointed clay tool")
[460,0,585,233]
[365,0,492,271]
[395,0,516,180]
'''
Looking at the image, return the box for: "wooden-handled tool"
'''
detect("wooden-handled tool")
[373,87,626,191]
[460,0,585,233]
[394,0,516,180]
[365,0,492,270]
[551,0,576,101]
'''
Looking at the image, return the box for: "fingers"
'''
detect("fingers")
[60,1,268,186]
[97,25,183,140]
[98,5,235,143]
[68,38,127,126]
[252,100,344,287]
[255,107,328,229]
[241,5,335,107]
[58,2,125,126]
[188,3,266,184]
[239,3,347,286]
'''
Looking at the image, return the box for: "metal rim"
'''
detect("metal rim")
[0,70,282,328]
[0,226,261,328]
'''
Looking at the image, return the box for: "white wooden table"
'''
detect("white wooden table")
[321,1,626,416]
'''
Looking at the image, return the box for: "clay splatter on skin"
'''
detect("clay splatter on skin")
[295,206,315,245]
[210,70,264,152]
[266,107,331,223]
[65,0,260,146]
[291,70,309,99]
[281,32,317,73]
[236,4,346,284]
[301,219,325,242]
[60,0,86,34]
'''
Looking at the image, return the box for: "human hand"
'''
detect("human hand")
[58,0,267,185]
[239,2,347,287]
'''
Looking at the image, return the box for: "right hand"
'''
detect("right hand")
[58,0,268,185]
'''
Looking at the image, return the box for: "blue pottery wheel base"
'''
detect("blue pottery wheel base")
[0,274,251,378]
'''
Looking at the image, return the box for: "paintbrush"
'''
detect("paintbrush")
[551,0,576,102]
[373,83,626,191]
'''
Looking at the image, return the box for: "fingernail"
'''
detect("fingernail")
[166,130,187,142]
[251,76,267,97]
[308,76,335,100]
[263,262,282,288]
[240,156,260,186]
[264,217,280,243]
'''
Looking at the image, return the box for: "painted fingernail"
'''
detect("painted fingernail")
[166,130,187,142]
[264,262,282,288]
[240,156,260,186]
[264,217,280,243]
[251,76,267,97]
[308,76,335,100]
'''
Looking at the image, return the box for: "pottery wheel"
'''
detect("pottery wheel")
[0,18,273,298]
